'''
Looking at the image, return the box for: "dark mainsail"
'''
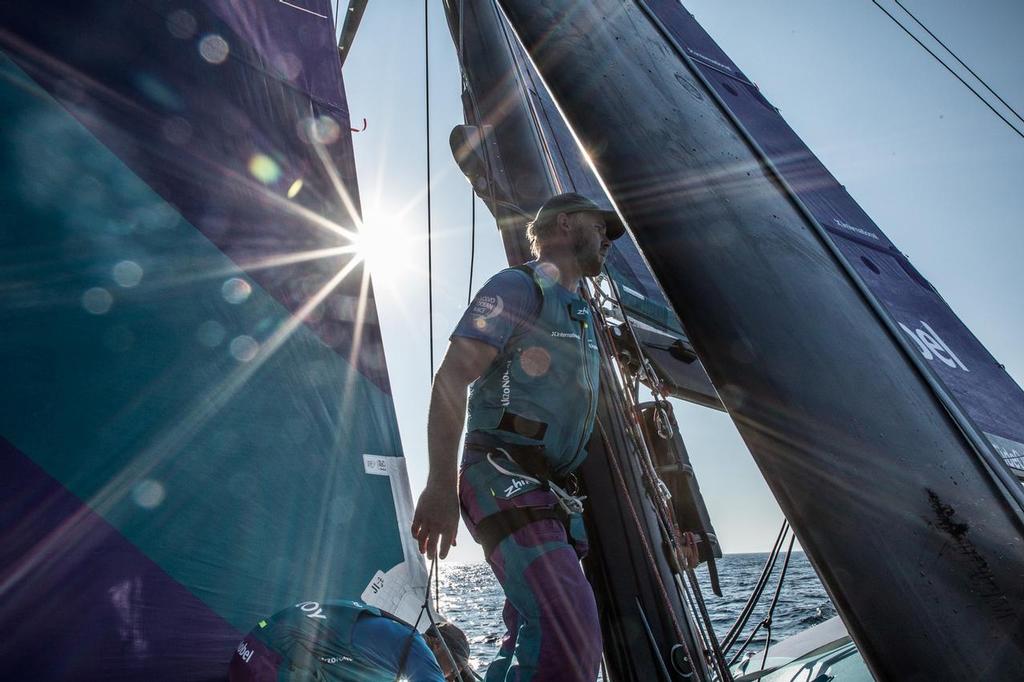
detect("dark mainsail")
[0,1,424,679]
[496,1,1024,680]
[640,0,1024,476]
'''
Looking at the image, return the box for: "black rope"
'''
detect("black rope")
[424,0,436,379]
[434,560,440,613]
[722,520,789,652]
[759,534,796,673]
[725,531,796,669]
[892,0,1024,127]
[871,0,1024,139]
[468,189,476,304]
[395,558,462,681]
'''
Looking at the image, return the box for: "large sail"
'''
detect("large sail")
[640,0,1024,475]
[497,1,1024,679]
[0,1,424,679]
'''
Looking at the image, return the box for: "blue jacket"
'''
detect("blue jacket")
[229,599,444,681]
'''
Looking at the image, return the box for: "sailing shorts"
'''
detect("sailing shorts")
[459,447,602,682]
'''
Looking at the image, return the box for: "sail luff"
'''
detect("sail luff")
[497,1,1024,679]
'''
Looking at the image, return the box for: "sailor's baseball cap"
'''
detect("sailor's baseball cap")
[531,192,626,240]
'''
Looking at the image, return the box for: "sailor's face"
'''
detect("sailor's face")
[570,211,611,277]
[427,637,457,678]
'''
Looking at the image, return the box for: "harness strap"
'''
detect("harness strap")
[702,532,723,597]
[475,506,568,558]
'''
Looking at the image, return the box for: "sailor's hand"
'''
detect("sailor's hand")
[412,484,459,560]
[682,531,700,570]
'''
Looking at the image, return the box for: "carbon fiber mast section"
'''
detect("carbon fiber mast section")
[442,2,713,679]
[498,1,1024,680]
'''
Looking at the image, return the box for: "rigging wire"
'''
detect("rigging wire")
[760,534,797,673]
[459,0,476,307]
[468,189,476,304]
[870,0,1024,139]
[423,0,440,611]
[395,558,462,682]
[424,0,436,382]
[726,530,796,669]
[722,520,790,652]
[892,0,1024,128]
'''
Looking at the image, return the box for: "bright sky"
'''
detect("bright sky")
[337,1,1024,561]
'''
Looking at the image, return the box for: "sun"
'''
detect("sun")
[353,210,416,291]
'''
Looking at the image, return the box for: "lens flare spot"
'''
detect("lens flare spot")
[113,260,144,288]
[134,73,182,111]
[287,178,304,198]
[222,277,252,304]
[520,346,551,377]
[271,52,302,80]
[536,262,561,283]
[161,117,192,145]
[132,480,166,509]
[198,34,229,64]
[82,287,113,315]
[167,9,197,39]
[230,335,259,362]
[248,153,281,184]
[300,115,340,145]
[197,320,226,347]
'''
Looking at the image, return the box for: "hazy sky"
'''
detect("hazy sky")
[337,1,1024,561]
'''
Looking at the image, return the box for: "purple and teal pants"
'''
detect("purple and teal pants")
[459,448,602,682]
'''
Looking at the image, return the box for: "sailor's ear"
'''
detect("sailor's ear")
[555,211,574,234]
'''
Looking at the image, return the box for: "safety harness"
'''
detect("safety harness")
[465,438,587,558]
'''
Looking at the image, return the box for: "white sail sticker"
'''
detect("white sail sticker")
[363,454,391,476]
[359,454,433,630]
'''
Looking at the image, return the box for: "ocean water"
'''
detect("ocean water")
[438,552,835,675]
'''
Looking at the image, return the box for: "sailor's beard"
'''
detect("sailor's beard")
[573,230,603,277]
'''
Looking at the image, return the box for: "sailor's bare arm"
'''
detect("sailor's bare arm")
[412,336,498,560]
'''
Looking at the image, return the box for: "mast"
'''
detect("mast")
[443,3,723,680]
[497,1,1024,680]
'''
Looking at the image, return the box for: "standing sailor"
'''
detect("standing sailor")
[412,193,625,681]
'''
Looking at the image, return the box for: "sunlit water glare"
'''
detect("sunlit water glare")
[438,553,835,676]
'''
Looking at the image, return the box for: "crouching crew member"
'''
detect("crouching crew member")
[228,598,470,681]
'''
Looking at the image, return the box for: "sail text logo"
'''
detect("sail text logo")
[236,641,255,664]
[504,478,531,497]
[501,360,512,406]
[295,601,328,620]
[898,320,968,372]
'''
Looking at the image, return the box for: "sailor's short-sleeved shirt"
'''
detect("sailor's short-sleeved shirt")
[451,268,541,351]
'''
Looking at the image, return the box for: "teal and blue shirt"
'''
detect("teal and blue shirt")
[452,262,601,474]
[228,599,444,681]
